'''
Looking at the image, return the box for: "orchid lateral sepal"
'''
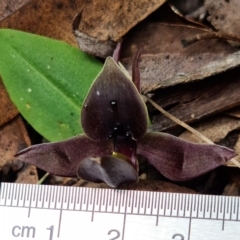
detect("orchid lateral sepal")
[137,132,237,181]
[15,134,112,177]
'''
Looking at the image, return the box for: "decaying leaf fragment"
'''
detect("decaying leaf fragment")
[205,0,240,41]
[0,0,85,46]
[77,0,166,42]
[73,12,117,58]
[121,22,238,92]
[169,0,206,21]
[15,56,236,187]
[0,79,18,126]
[0,0,30,20]
[0,116,30,168]
[151,67,240,132]
[73,0,166,57]
[0,112,38,183]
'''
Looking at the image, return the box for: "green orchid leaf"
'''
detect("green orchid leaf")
[0,29,102,141]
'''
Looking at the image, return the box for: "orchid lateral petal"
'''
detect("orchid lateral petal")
[132,48,142,92]
[15,134,112,177]
[137,132,236,181]
[77,155,138,188]
[81,57,148,141]
[112,41,122,63]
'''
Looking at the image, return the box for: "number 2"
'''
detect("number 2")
[108,229,120,240]
[172,233,184,240]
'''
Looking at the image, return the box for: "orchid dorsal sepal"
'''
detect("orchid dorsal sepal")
[81,57,148,142]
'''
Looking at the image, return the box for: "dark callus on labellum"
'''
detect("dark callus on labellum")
[15,55,236,187]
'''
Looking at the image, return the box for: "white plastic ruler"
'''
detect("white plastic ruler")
[0,183,240,240]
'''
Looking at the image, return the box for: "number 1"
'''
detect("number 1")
[47,225,54,240]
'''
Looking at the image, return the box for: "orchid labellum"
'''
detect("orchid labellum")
[15,56,236,187]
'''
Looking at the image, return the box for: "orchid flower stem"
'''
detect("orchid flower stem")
[144,95,240,168]
[37,172,50,184]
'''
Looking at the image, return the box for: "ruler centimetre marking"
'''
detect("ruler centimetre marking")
[1,183,240,240]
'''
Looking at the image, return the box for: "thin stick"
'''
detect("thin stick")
[182,32,240,48]
[144,95,213,144]
[37,172,50,184]
[144,95,240,168]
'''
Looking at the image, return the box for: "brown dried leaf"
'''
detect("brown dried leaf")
[222,183,240,196]
[0,0,30,20]
[15,164,38,184]
[121,22,238,92]
[151,68,240,132]
[179,115,240,144]
[73,22,117,58]
[226,107,240,118]
[0,115,30,170]
[205,0,240,39]
[0,0,84,46]
[78,0,166,42]
[73,0,166,57]
[226,168,240,190]
[169,0,207,23]
[0,79,18,127]
[233,136,240,162]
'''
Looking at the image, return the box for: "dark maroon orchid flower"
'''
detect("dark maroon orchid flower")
[15,57,236,187]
